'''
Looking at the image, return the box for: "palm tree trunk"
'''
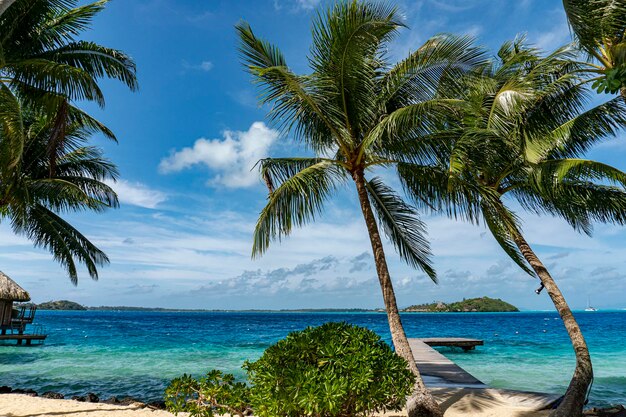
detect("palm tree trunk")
[352,169,443,417]
[511,231,592,417]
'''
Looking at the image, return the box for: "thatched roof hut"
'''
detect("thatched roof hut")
[0,271,30,301]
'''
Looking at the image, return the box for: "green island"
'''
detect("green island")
[403,297,519,313]
[37,300,87,311]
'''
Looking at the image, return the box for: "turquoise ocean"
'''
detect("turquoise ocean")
[0,311,625,406]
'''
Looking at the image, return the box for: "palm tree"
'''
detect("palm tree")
[0,100,119,284]
[399,39,626,417]
[1,0,136,283]
[237,2,484,416]
[562,0,626,97]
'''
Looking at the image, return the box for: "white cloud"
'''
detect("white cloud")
[106,179,167,209]
[159,122,280,188]
[181,60,213,72]
[199,61,213,71]
[296,0,320,9]
[273,0,320,12]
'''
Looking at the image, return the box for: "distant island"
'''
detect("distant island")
[37,300,88,310]
[403,297,518,313]
[35,301,380,312]
[35,297,517,312]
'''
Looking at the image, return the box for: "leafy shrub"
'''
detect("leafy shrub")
[244,322,414,417]
[164,370,251,417]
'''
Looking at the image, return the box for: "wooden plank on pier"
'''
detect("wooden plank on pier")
[418,337,484,351]
[408,338,486,387]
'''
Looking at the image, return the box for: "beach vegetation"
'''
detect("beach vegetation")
[244,322,414,417]
[237,2,485,415]
[165,371,251,417]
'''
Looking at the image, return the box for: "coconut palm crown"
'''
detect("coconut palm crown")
[237,2,485,417]
[399,39,626,417]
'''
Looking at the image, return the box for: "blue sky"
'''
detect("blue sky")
[2,0,626,310]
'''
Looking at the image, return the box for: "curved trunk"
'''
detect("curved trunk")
[353,170,443,417]
[511,231,592,417]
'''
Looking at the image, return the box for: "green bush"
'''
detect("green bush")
[244,322,414,417]
[164,370,251,417]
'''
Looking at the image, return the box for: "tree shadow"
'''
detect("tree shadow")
[431,387,562,417]
[3,404,147,417]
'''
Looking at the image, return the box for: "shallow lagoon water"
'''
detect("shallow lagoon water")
[0,310,624,406]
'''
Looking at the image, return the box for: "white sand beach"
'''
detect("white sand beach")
[0,395,179,417]
[0,391,555,417]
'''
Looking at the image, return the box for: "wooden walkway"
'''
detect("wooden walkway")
[0,334,46,345]
[408,337,563,413]
[409,338,486,387]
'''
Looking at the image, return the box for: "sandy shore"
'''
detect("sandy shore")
[0,390,555,417]
[0,394,180,417]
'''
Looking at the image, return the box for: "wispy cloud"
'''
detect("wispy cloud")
[106,179,167,209]
[182,60,214,72]
[159,122,279,188]
[274,0,320,12]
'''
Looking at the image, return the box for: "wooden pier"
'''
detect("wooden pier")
[408,337,563,414]
[409,338,486,387]
[0,334,46,346]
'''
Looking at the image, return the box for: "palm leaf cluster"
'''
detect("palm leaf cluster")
[0,0,137,282]
[1,105,119,283]
[405,38,626,272]
[563,0,626,94]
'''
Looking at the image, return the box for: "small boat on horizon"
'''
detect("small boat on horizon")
[585,296,597,312]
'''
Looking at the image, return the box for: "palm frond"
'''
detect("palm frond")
[481,199,534,275]
[252,160,345,257]
[366,177,436,282]
[11,204,109,284]
[236,21,348,154]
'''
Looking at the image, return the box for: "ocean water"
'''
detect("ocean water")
[0,311,624,406]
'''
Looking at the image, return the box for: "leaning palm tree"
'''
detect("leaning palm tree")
[0,100,120,284]
[562,0,626,97]
[400,39,626,417]
[237,2,485,416]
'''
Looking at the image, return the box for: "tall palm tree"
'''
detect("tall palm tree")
[399,39,626,417]
[237,2,484,416]
[0,100,119,284]
[562,0,626,97]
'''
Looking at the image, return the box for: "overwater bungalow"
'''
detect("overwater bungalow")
[0,271,46,345]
